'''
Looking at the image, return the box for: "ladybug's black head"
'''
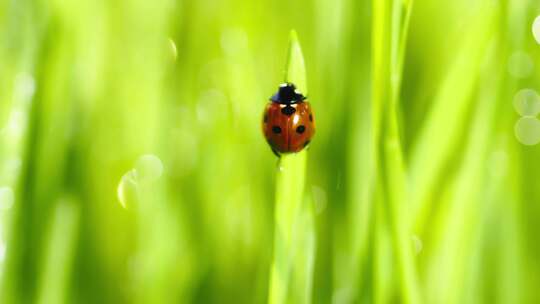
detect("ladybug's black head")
[270,83,306,104]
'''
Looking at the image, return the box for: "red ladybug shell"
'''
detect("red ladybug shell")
[262,101,315,154]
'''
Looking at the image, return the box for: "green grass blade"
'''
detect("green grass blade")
[36,197,80,304]
[373,0,420,302]
[424,31,501,303]
[284,30,308,95]
[269,152,308,304]
[268,30,314,304]
[409,3,496,232]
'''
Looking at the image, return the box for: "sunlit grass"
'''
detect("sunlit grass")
[1,0,540,303]
[268,30,315,304]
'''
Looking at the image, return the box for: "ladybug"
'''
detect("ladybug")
[262,83,315,155]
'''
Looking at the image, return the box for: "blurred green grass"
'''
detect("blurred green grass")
[1,0,540,303]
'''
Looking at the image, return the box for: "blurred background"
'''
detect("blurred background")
[1,0,540,303]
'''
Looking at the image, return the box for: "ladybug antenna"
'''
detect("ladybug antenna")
[270,83,306,104]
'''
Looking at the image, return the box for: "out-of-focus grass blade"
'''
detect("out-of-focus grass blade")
[36,197,79,304]
[409,2,496,232]
[372,0,420,302]
[424,27,500,303]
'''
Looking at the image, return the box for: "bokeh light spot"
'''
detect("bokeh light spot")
[513,89,540,116]
[533,16,540,44]
[0,187,14,210]
[135,154,163,182]
[515,116,540,145]
[14,73,35,104]
[117,169,139,209]
[5,110,27,139]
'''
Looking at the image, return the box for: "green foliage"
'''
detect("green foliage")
[0,0,540,303]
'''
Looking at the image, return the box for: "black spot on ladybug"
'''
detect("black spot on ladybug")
[263,114,268,123]
[272,126,282,134]
[281,106,296,116]
[309,114,313,122]
[304,140,310,147]
[296,125,305,134]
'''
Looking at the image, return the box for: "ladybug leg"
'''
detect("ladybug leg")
[271,148,281,157]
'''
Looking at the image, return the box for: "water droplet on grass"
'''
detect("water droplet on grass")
[117,169,139,209]
[508,51,534,79]
[117,155,163,209]
[515,116,540,145]
[135,154,163,182]
[168,38,178,61]
[514,89,540,116]
[0,187,14,210]
[533,16,540,44]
